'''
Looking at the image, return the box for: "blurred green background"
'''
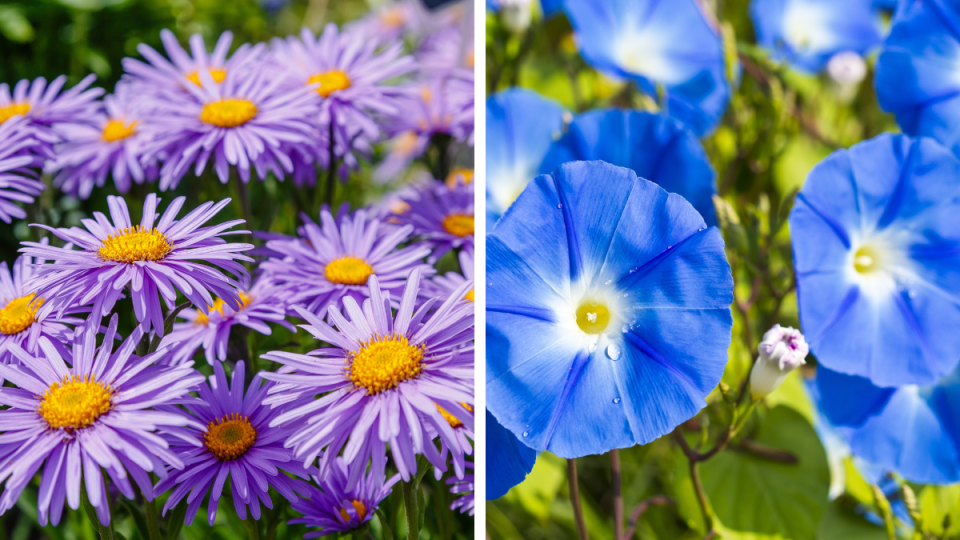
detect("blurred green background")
[0,1,474,539]
[486,0,960,539]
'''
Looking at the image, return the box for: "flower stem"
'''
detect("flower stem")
[80,486,115,540]
[401,479,420,540]
[324,118,337,208]
[611,449,624,540]
[243,515,261,540]
[689,460,713,533]
[568,458,590,540]
[234,174,253,241]
[144,497,161,540]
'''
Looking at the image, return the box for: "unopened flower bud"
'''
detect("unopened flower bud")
[827,51,867,103]
[499,0,533,34]
[749,324,809,399]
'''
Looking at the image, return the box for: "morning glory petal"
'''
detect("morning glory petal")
[486,410,537,500]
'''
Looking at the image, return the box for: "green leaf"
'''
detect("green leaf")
[919,484,960,537]
[501,452,565,520]
[764,371,814,423]
[375,509,395,540]
[701,406,830,540]
[817,504,887,540]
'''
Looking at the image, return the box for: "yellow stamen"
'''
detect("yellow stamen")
[102,119,138,142]
[442,213,474,237]
[186,68,227,86]
[204,413,257,461]
[853,245,881,274]
[436,402,473,429]
[576,301,610,335]
[0,294,43,335]
[195,292,252,326]
[98,225,174,263]
[325,256,374,286]
[445,167,474,188]
[39,375,113,431]
[338,500,368,523]
[464,288,475,303]
[0,102,31,124]
[308,71,351,98]
[348,334,425,395]
[200,98,258,128]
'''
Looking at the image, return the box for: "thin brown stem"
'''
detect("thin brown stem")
[737,439,799,464]
[622,496,673,540]
[568,459,589,540]
[611,450,624,540]
[673,426,734,463]
[689,460,712,533]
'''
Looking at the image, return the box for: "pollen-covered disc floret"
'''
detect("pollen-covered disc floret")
[338,500,367,523]
[441,213,474,237]
[200,98,258,128]
[39,375,113,431]
[325,256,375,286]
[204,413,257,461]
[0,294,43,335]
[308,70,351,97]
[98,225,174,263]
[0,103,31,125]
[349,334,426,395]
[102,119,138,142]
[195,292,252,326]
[187,68,227,86]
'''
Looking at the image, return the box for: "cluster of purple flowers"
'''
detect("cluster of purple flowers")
[0,2,474,537]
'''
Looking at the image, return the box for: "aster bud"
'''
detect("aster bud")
[749,324,809,400]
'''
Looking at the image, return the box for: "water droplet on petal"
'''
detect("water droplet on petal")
[605,279,612,285]
[557,203,563,209]
[613,397,621,404]
[621,324,630,334]
[522,431,529,437]
[606,343,621,361]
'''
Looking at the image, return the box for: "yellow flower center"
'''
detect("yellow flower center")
[464,288,475,303]
[436,402,474,429]
[380,6,406,27]
[853,245,881,274]
[39,375,113,431]
[98,225,174,263]
[442,213,474,237]
[445,167,474,188]
[194,292,252,326]
[349,334,425,395]
[0,294,43,335]
[576,301,610,335]
[338,500,368,523]
[308,71,351,98]
[325,256,374,286]
[204,413,257,461]
[102,119,138,142]
[200,98,258,128]
[0,102,31,124]
[186,68,227,86]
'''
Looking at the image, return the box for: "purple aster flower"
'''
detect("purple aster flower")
[0,242,83,365]
[159,276,295,365]
[155,361,312,526]
[121,30,263,97]
[260,207,434,317]
[447,462,474,516]
[20,194,253,336]
[424,397,474,481]
[270,24,416,166]
[0,316,203,526]
[393,175,474,262]
[381,77,474,153]
[0,118,46,224]
[0,75,103,150]
[428,248,474,303]
[260,269,474,486]
[289,457,400,538]
[51,91,158,199]
[417,23,475,76]
[138,50,321,190]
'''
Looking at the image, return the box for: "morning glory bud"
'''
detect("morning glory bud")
[750,324,809,399]
[827,51,867,102]
[500,0,533,34]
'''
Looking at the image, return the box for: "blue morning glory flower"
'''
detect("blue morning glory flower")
[750,0,882,73]
[789,134,960,387]
[541,0,562,16]
[539,109,717,226]
[487,161,733,457]
[562,0,730,136]
[876,0,960,157]
[486,88,567,227]
[487,410,537,499]
[814,366,960,484]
